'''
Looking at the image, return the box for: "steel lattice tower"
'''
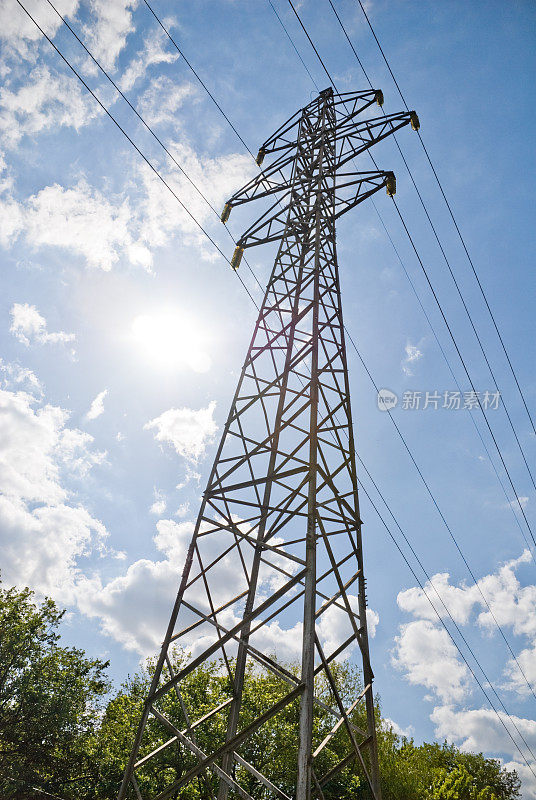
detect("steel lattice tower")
[118,88,417,800]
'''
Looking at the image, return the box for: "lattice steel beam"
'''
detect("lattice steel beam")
[117,87,417,800]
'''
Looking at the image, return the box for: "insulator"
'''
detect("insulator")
[220,202,232,224]
[375,89,384,107]
[385,172,396,197]
[256,147,265,167]
[231,245,244,271]
[410,110,420,131]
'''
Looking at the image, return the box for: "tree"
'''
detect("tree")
[430,764,501,799]
[0,584,110,799]
[0,585,521,800]
[88,651,521,800]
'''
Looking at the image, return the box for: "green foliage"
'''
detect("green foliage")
[0,584,110,799]
[0,585,522,800]
[87,652,520,800]
[379,737,520,800]
[430,764,500,799]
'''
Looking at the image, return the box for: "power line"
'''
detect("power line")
[346,318,536,708]
[43,0,219,214]
[142,0,255,159]
[356,451,536,708]
[268,0,320,92]
[352,0,536,441]
[16,3,226,259]
[356,471,536,777]
[392,197,536,551]
[282,0,536,556]
[15,0,262,314]
[43,0,264,295]
[287,0,337,88]
[373,202,534,564]
[327,0,373,87]
[327,0,536,495]
[280,0,536,716]
[267,0,533,559]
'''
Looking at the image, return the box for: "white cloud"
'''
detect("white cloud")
[0,156,23,246]
[431,704,536,763]
[0,389,70,504]
[402,341,423,376]
[138,77,196,127]
[0,381,107,602]
[77,519,216,654]
[0,127,252,268]
[175,501,190,518]
[136,141,255,259]
[119,26,179,92]
[0,194,23,247]
[86,389,108,421]
[397,572,479,626]
[394,550,536,796]
[475,550,536,639]
[0,65,99,148]
[10,302,75,348]
[515,496,530,510]
[77,516,304,659]
[0,0,79,56]
[145,401,218,463]
[506,643,536,697]
[0,357,42,395]
[84,0,137,71]
[392,619,470,703]
[0,497,106,604]
[150,489,167,516]
[23,180,152,271]
[382,718,414,738]
[0,152,250,269]
[315,596,379,661]
[396,550,536,698]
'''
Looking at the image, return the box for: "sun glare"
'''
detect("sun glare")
[131,310,211,372]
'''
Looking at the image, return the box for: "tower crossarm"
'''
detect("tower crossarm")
[235,170,392,250]
[259,89,382,158]
[221,109,417,218]
[334,110,417,171]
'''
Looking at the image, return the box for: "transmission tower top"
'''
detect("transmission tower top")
[118,87,417,800]
[221,87,418,267]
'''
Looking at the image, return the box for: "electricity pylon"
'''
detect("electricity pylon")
[118,87,417,800]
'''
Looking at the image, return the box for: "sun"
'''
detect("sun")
[131,309,211,372]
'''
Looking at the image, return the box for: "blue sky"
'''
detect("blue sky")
[1,0,535,793]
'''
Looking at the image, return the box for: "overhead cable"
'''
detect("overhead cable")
[266,0,533,559]
[15,0,261,311]
[328,0,536,493]
[283,0,536,554]
[352,0,536,441]
[282,0,536,718]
